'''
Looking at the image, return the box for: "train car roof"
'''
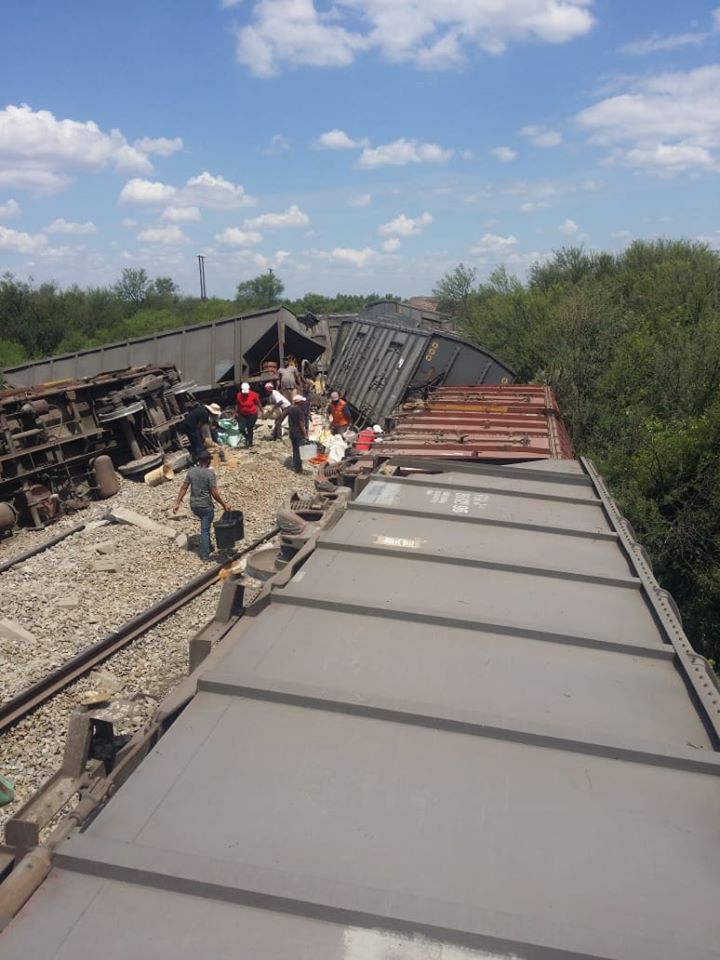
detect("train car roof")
[3,458,719,960]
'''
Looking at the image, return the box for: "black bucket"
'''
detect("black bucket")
[214,510,244,549]
[213,517,235,551]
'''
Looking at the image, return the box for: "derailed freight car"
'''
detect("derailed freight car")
[326,316,515,424]
[0,365,194,530]
[3,307,324,393]
[1,452,718,957]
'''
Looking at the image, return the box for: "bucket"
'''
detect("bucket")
[300,442,318,462]
[214,509,244,549]
[144,463,175,486]
[355,428,375,452]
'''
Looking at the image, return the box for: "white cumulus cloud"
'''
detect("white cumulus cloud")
[119,179,177,205]
[183,171,255,208]
[0,224,47,254]
[576,64,720,175]
[378,211,433,237]
[382,237,401,252]
[359,138,454,168]
[315,129,370,150]
[0,103,159,194]
[119,171,255,208]
[0,198,21,218]
[244,204,310,229]
[470,233,519,261]
[519,124,563,147]
[44,218,97,235]
[233,0,368,77]
[161,205,201,222]
[134,136,183,156]
[489,146,517,162]
[136,225,189,245]
[216,228,264,246]
[228,0,595,76]
[559,218,579,235]
[331,246,379,268]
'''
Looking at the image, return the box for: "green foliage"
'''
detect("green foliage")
[113,267,151,307]
[449,238,720,662]
[432,263,477,322]
[235,269,284,309]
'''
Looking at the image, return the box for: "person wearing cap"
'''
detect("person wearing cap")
[172,449,231,561]
[180,401,221,463]
[326,392,351,435]
[263,382,291,440]
[288,394,308,474]
[235,382,260,448]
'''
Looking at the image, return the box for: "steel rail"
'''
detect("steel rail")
[0,527,280,734]
[0,523,87,575]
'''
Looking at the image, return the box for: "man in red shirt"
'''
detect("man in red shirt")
[235,381,261,448]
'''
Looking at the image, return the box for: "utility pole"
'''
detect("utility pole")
[197,255,207,301]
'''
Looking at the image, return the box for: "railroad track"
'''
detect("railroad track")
[0,527,279,735]
[0,522,88,576]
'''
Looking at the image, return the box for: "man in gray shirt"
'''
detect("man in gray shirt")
[172,450,231,560]
[277,363,300,401]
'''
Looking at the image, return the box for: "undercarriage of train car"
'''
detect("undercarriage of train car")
[0,366,196,533]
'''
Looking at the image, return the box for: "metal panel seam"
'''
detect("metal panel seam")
[196,677,720,775]
[270,595,674,660]
[313,540,643,591]
[346,502,618,541]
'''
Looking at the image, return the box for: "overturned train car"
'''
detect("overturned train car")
[326,316,515,425]
[0,366,194,532]
[3,307,324,394]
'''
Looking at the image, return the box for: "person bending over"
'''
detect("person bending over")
[264,382,291,440]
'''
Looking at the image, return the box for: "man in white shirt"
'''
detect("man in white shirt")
[264,381,291,440]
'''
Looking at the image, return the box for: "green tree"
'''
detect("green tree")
[149,276,179,300]
[235,270,285,309]
[113,268,151,306]
[432,263,477,322]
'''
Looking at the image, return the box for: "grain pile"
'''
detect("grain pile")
[0,428,316,838]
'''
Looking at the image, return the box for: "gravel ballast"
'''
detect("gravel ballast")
[0,426,316,838]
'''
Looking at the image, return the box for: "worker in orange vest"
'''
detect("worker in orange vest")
[326,391,352,435]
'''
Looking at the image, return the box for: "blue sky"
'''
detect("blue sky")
[1,0,720,299]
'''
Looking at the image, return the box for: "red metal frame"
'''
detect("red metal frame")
[375,384,574,462]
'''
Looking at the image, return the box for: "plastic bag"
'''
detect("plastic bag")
[326,435,348,465]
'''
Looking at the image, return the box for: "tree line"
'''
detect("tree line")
[1,241,718,662]
[433,240,720,663]
[0,267,396,371]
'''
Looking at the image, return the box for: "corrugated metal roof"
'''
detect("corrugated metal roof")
[3,459,719,960]
[327,319,515,424]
